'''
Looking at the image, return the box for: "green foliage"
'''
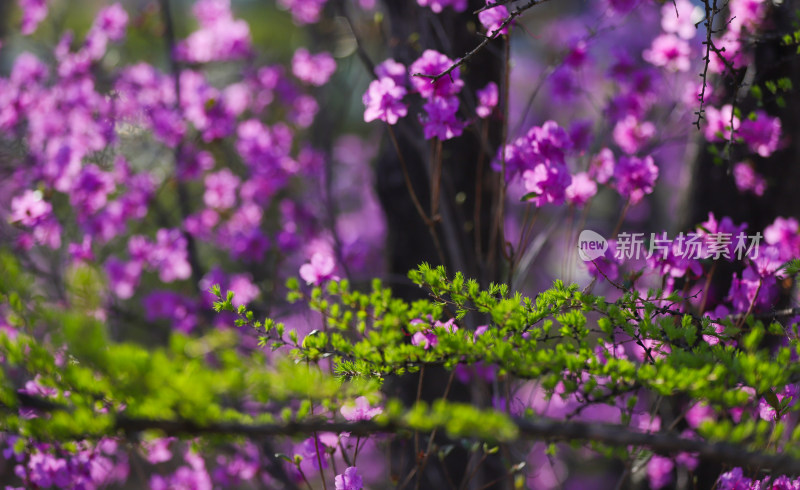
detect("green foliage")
[3,254,800,463]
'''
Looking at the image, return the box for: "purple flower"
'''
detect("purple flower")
[643,34,691,72]
[363,77,408,125]
[522,163,572,207]
[93,4,129,41]
[68,235,94,262]
[697,212,748,261]
[143,291,198,333]
[416,0,467,13]
[204,169,240,210]
[409,50,464,99]
[374,59,407,86]
[299,252,338,285]
[175,0,251,63]
[613,155,659,204]
[613,115,655,155]
[718,467,751,490]
[105,258,142,300]
[292,48,336,86]
[685,402,715,429]
[564,38,590,69]
[478,1,511,35]
[420,96,463,140]
[647,455,674,489]
[549,66,580,100]
[605,0,640,15]
[142,438,174,464]
[411,330,438,349]
[277,0,328,25]
[476,81,498,119]
[340,396,382,421]
[764,217,800,261]
[739,111,782,157]
[335,466,363,490]
[19,0,48,35]
[236,119,295,173]
[728,267,777,314]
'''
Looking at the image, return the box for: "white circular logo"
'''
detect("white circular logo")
[577,230,608,261]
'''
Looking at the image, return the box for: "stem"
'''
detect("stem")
[736,278,763,330]
[699,261,717,315]
[314,433,329,490]
[414,369,457,490]
[386,124,447,266]
[353,435,362,465]
[474,121,488,261]
[488,33,512,278]
[611,199,631,239]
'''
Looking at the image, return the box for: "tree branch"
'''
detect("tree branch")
[412,0,554,83]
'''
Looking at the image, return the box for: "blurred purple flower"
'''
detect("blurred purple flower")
[363,77,408,125]
[335,466,363,490]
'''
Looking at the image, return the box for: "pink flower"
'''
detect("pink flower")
[10,190,52,227]
[764,217,800,261]
[613,115,655,155]
[521,162,572,207]
[335,467,363,490]
[411,330,438,349]
[19,0,48,35]
[729,0,768,34]
[374,59,406,86]
[409,50,464,99]
[643,34,691,72]
[93,4,129,41]
[647,456,674,489]
[299,252,338,285]
[718,467,751,489]
[435,318,458,333]
[589,148,615,184]
[340,396,382,421]
[565,172,597,207]
[292,49,336,86]
[732,162,766,196]
[476,81,498,119]
[176,0,251,63]
[228,274,260,307]
[363,77,408,125]
[478,1,511,35]
[204,169,240,210]
[704,104,740,142]
[277,0,328,25]
[685,402,715,429]
[661,0,700,39]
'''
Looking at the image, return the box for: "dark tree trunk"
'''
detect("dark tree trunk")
[375,1,506,487]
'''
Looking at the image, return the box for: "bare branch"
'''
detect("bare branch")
[412,0,554,83]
